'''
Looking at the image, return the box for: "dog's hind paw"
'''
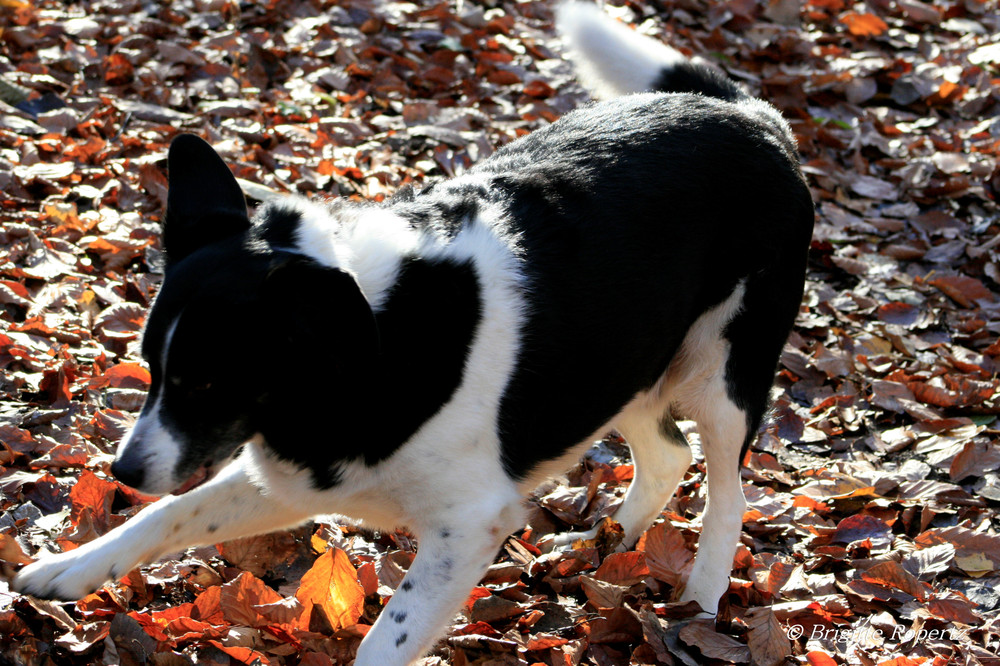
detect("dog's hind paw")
[539,518,626,554]
[12,542,137,601]
[538,527,600,552]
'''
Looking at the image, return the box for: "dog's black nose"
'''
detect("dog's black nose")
[110,459,145,489]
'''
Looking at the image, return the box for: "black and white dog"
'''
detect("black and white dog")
[15,4,812,663]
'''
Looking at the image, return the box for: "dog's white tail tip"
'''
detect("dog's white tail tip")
[555,1,686,100]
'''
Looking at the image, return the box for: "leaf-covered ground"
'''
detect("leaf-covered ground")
[1,0,999,664]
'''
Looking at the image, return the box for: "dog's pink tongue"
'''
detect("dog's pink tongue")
[175,465,210,495]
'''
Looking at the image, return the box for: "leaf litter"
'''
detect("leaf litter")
[1,0,1000,664]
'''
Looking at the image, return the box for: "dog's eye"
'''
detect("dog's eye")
[180,381,213,398]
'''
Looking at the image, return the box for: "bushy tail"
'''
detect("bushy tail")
[555,2,745,102]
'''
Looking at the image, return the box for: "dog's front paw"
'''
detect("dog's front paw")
[12,542,136,601]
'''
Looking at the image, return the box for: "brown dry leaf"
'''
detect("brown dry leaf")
[638,522,693,588]
[924,597,981,624]
[216,532,299,578]
[470,594,523,623]
[95,302,147,340]
[927,274,995,307]
[586,606,643,644]
[950,441,1000,482]
[678,618,751,663]
[907,375,997,408]
[860,561,930,601]
[253,597,307,626]
[206,641,272,665]
[915,526,1000,569]
[831,514,893,547]
[745,608,790,666]
[580,575,628,609]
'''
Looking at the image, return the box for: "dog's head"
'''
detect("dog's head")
[111,135,378,496]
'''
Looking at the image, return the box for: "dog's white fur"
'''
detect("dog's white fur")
[288,198,425,311]
[555,2,686,99]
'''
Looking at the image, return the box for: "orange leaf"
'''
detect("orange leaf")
[0,533,32,566]
[840,11,888,36]
[104,363,151,390]
[207,641,271,665]
[149,602,196,626]
[924,597,981,624]
[193,585,225,624]
[464,586,492,613]
[166,616,225,642]
[357,561,379,597]
[594,551,649,586]
[295,547,365,631]
[806,651,839,666]
[907,376,996,408]
[69,470,118,534]
[103,53,134,85]
[877,658,926,666]
[792,495,829,511]
[638,522,693,588]
[221,572,283,627]
[128,610,170,642]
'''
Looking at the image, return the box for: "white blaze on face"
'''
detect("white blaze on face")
[113,317,185,496]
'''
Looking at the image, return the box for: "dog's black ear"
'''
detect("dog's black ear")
[264,256,380,363]
[164,134,250,266]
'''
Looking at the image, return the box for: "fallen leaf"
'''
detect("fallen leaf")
[840,12,888,37]
[295,547,364,631]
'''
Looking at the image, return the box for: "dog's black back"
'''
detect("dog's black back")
[391,92,813,477]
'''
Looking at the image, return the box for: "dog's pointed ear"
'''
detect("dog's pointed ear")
[264,256,380,362]
[164,134,250,266]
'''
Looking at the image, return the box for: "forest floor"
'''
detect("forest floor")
[0,0,999,664]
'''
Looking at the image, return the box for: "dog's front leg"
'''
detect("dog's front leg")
[13,454,311,601]
[354,495,526,666]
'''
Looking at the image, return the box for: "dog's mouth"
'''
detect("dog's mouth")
[174,460,216,495]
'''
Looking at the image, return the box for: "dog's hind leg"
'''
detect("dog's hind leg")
[678,269,802,614]
[678,382,748,615]
[13,448,312,601]
[613,412,693,546]
[547,406,691,550]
